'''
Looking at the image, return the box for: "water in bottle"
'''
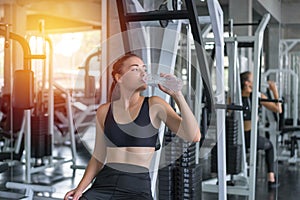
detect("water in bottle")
[144,74,183,92]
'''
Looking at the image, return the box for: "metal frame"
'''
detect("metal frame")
[0,27,77,199]
[262,69,298,127]
[116,0,214,113]
[207,1,226,200]
[228,40,248,176]
[261,69,300,164]
[248,13,270,200]
[201,13,270,200]
[279,39,300,120]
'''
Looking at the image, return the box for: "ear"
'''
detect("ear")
[115,73,122,83]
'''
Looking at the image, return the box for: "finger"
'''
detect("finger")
[158,84,170,93]
[65,190,75,200]
[64,194,72,200]
[73,193,82,200]
[159,72,166,77]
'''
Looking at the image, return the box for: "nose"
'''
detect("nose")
[140,67,146,76]
[141,69,146,76]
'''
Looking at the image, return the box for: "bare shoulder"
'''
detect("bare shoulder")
[148,96,171,117]
[96,103,111,126]
[149,95,167,105]
[96,102,110,114]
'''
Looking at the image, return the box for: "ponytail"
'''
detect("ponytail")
[109,80,120,102]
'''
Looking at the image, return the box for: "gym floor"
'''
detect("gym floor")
[0,129,300,200]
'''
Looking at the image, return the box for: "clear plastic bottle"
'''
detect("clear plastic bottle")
[144,74,183,92]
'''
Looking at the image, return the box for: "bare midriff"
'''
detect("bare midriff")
[244,120,252,132]
[105,147,155,169]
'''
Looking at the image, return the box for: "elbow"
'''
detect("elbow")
[275,106,282,114]
[270,105,282,114]
[192,130,201,143]
[278,106,282,114]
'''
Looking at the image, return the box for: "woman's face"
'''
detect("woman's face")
[117,56,147,91]
[244,73,253,93]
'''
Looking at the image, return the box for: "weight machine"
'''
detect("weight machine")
[0,21,77,199]
[202,13,270,200]
[261,69,300,164]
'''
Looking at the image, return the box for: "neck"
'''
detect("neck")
[118,92,141,109]
[242,90,250,97]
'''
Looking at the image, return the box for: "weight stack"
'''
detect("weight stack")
[164,130,180,165]
[211,115,242,175]
[158,165,175,200]
[31,115,52,158]
[159,131,202,199]
[176,143,196,168]
[175,164,202,200]
[175,142,202,200]
[158,130,178,200]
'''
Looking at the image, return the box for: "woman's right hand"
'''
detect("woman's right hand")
[64,188,83,200]
[157,73,183,95]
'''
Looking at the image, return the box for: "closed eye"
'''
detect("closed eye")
[129,64,147,72]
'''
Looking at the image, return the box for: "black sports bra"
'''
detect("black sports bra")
[242,93,262,121]
[104,97,159,148]
[242,96,252,121]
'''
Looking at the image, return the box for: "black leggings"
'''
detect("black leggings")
[80,163,153,200]
[244,130,275,173]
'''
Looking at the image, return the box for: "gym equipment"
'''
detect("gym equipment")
[12,70,34,109]
[279,39,300,117]
[0,23,56,199]
[261,69,300,164]
[158,129,202,200]
[0,95,25,162]
[77,45,101,99]
[0,22,77,199]
[211,114,242,183]
[202,13,271,200]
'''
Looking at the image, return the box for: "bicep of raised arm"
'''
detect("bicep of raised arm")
[153,97,181,133]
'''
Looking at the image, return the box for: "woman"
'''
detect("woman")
[240,71,281,189]
[64,53,201,200]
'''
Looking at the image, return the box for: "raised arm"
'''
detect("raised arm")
[261,81,282,113]
[150,92,200,142]
[64,104,108,200]
[150,73,201,142]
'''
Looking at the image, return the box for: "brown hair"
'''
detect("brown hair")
[109,53,139,101]
[240,71,251,90]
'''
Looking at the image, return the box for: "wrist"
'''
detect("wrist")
[76,185,85,193]
[172,91,184,99]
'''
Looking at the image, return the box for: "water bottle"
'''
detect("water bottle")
[144,74,183,92]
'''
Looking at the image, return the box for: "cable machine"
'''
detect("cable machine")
[202,13,270,200]
[261,69,300,164]
[0,21,77,199]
